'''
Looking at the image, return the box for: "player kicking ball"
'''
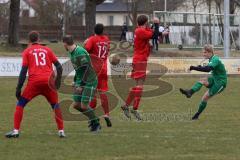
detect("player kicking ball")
[180,44,227,120]
[84,23,112,127]
[121,15,153,120]
[6,31,65,138]
[63,35,101,132]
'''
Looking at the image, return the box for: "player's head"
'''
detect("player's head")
[95,23,104,35]
[28,31,40,43]
[203,44,214,59]
[63,35,75,51]
[137,15,148,26]
[153,17,160,24]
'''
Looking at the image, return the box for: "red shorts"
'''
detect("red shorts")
[21,82,58,104]
[131,61,148,80]
[97,74,108,92]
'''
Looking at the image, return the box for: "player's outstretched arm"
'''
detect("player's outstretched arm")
[54,61,63,90]
[16,66,28,100]
[190,65,213,72]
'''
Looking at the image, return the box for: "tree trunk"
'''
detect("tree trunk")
[8,0,20,46]
[85,0,104,38]
[85,0,96,38]
[208,0,212,44]
[132,0,138,29]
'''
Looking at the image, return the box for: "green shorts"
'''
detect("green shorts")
[73,82,97,105]
[207,77,226,97]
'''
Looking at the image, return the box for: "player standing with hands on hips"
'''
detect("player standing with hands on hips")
[6,31,65,138]
[180,44,227,120]
[121,15,153,120]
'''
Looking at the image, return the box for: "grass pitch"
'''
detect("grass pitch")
[0,77,240,160]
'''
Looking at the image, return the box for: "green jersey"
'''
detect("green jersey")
[207,55,227,84]
[68,45,97,87]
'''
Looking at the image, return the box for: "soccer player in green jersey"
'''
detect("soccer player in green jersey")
[180,44,227,120]
[63,35,101,132]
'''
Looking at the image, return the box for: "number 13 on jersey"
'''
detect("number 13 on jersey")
[33,52,46,66]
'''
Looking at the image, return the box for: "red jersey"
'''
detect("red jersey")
[133,27,153,63]
[22,44,58,83]
[85,35,110,76]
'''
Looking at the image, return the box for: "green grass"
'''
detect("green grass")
[0,77,240,160]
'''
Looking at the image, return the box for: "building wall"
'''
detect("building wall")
[20,0,36,18]
[96,13,131,26]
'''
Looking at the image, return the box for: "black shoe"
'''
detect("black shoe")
[90,122,101,133]
[88,118,100,128]
[121,105,131,119]
[88,120,93,128]
[192,112,200,120]
[5,131,19,138]
[104,117,112,127]
[130,109,142,121]
[180,88,193,98]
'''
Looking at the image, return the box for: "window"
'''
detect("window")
[108,16,114,26]
[22,9,29,17]
[104,0,114,3]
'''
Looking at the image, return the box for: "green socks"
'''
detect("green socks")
[82,107,99,122]
[191,82,203,93]
[76,106,99,123]
[197,101,207,114]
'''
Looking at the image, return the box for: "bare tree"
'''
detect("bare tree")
[34,0,63,24]
[203,0,214,43]
[125,0,185,29]
[189,0,205,24]
[85,0,105,38]
[8,0,20,46]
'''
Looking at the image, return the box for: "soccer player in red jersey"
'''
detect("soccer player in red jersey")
[84,24,112,127]
[5,31,65,138]
[121,15,153,120]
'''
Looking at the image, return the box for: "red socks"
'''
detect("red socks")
[54,108,64,130]
[126,87,136,106]
[14,106,24,130]
[89,96,97,109]
[133,86,143,110]
[14,105,64,131]
[100,93,109,116]
[89,93,110,116]
[125,86,143,110]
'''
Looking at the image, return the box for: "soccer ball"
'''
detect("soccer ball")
[109,54,120,65]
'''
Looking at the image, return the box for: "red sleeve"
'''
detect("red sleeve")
[139,28,153,40]
[22,49,29,67]
[48,48,58,63]
[84,37,93,53]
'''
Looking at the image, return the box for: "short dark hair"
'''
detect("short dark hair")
[137,15,148,26]
[63,35,74,45]
[29,31,39,43]
[94,23,104,35]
